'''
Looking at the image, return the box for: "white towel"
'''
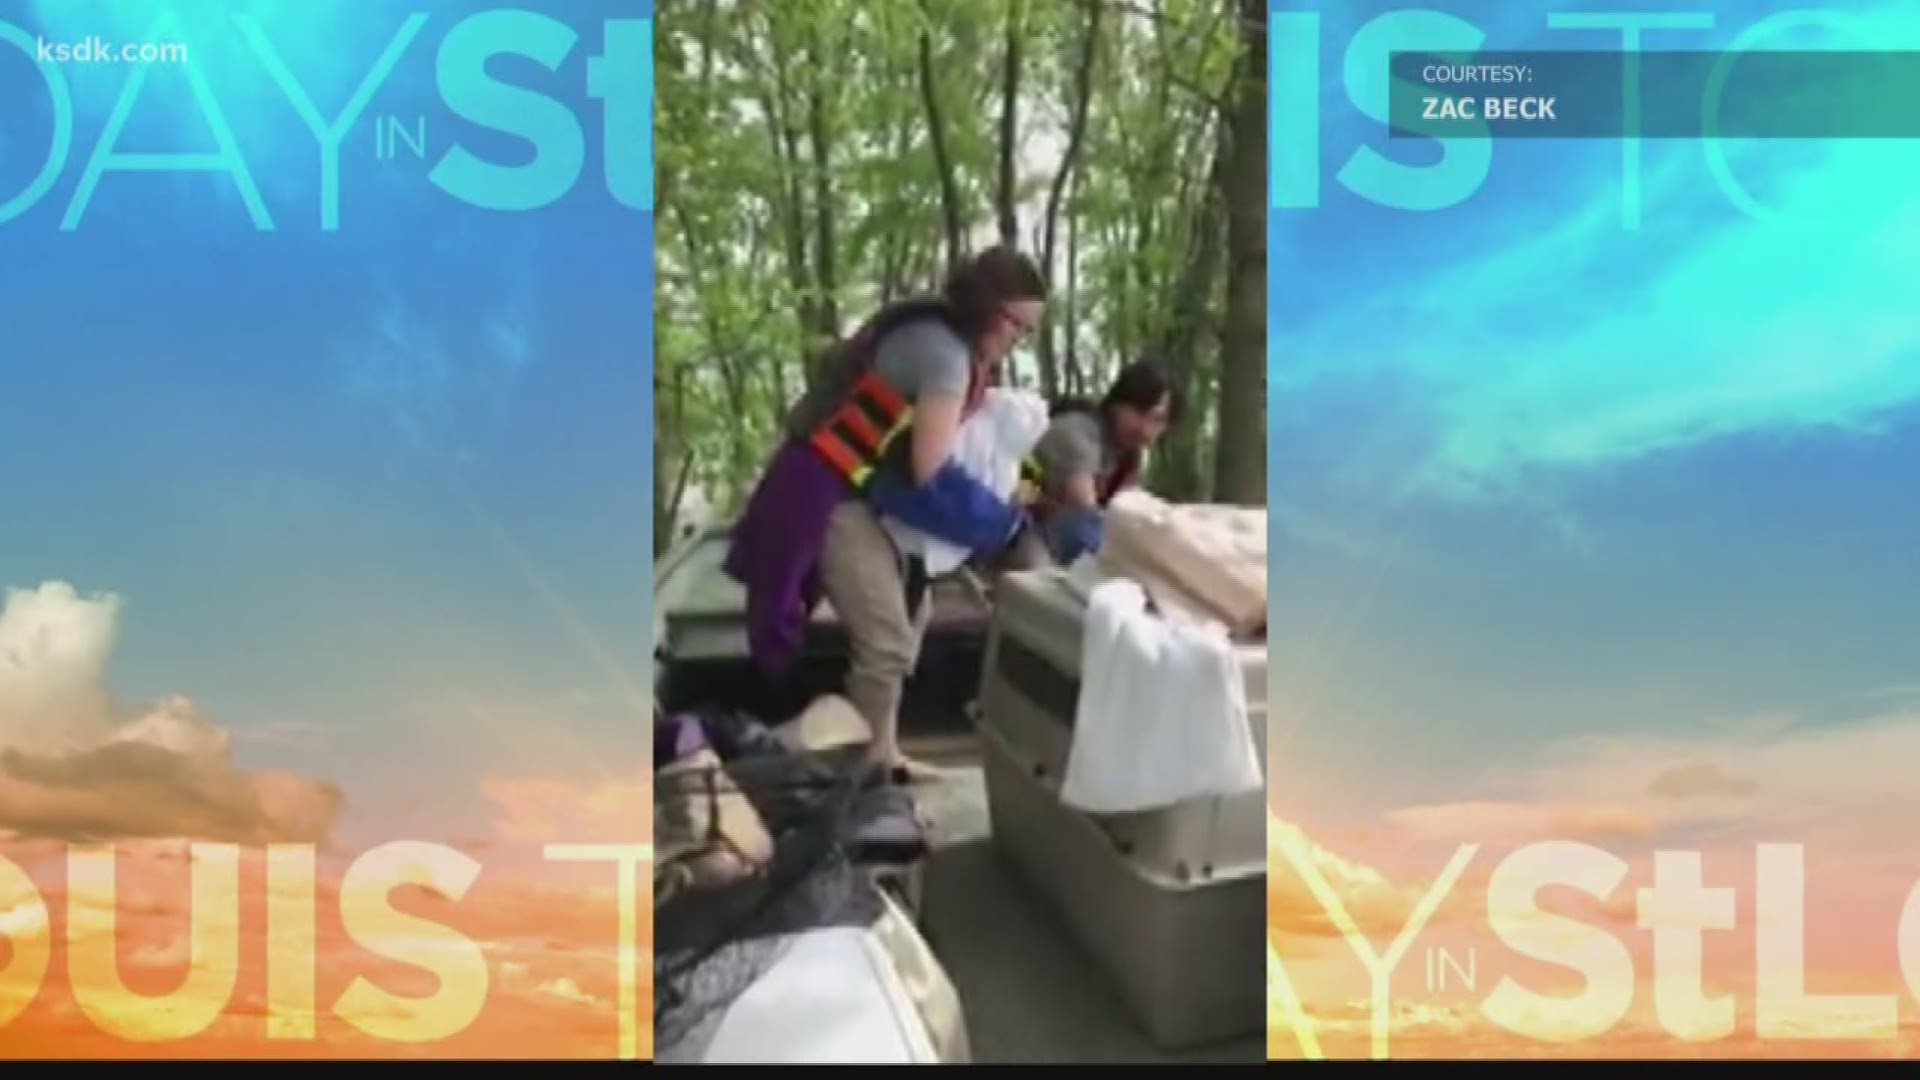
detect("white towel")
[1060,577,1263,813]
[882,388,1050,576]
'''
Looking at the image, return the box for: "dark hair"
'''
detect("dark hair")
[1049,395,1097,418]
[1101,359,1181,424]
[943,244,1047,345]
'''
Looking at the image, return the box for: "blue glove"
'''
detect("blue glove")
[867,460,1022,556]
[1043,506,1104,564]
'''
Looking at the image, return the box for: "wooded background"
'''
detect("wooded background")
[655,0,1267,546]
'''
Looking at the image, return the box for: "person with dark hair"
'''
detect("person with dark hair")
[724,245,1048,781]
[1025,359,1180,562]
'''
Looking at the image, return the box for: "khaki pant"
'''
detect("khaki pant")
[818,500,932,759]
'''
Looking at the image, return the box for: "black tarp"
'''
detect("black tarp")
[654,706,928,1052]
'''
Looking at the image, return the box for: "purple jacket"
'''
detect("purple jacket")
[725,437,1023,679]
[726,300,1014,678]
[724,438,848,678]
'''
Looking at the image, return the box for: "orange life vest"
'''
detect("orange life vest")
[807,368,914,491]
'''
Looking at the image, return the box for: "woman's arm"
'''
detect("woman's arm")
[871,318,972,488]
[1032,412,1103,508]
[1058,473,1100,509]
[908,392,964,487]
[867,458,1024,555]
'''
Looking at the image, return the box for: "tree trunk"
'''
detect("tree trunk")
[996,0,1022,247]
[1151,143,1225,502]
[669,202,757,509]
[754,11,819,386]
[881,232,907,302]
[1127,0,1174,362]
[653,364,678,550]
[913,241,939,299]
[653,355,696,548]
[666,449,694,546]
[750,212,792,434]
[1132,203,1157,360]
[919,9,965,271]
[806,24,841,343]
[1065,171,1082,396]
[1212,0,1266,506]
[880,97,913,301]
[1038,0,1103,399]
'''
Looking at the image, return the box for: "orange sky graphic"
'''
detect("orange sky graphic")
[0,781,652,1060]
[1269,711,1920,1060]
[0,582,653,1059]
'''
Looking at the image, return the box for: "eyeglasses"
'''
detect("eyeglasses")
[1000,307,1036,340]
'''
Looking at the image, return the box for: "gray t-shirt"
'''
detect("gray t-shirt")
[874,319,971,401]
[786,317,971,438]
[1032,410,1116,499]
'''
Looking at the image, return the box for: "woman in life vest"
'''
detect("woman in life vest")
[725,245,1047,780]
[1026,359,1181,563]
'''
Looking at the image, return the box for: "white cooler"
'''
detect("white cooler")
[975,568,1266,1048]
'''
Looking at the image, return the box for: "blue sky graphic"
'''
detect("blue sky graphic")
[0,0,652,837]
[1267,0,1920,817]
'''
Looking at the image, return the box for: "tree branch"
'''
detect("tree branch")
[1093,0,1265,34]
[1167,68,1228,113]
[996,0,1023,247]
[1038,0,1104,396]
[919,2,966,268]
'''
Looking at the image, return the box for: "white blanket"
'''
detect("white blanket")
[882,388,1049,576]
[1060,577,1264,813]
